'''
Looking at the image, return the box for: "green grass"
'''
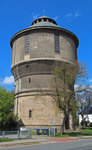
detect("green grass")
[0,138,12,142]
[55,132,70,137]
[55,128,92,137]
[80,128,92,133]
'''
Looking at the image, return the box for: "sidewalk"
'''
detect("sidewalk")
[0,136,56,149]
[0,135,92,149]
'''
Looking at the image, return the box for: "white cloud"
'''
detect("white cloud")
[89,79,92,83]
[74,84,79,90]
[53,16,59,21]
[74,11,81,18]
[2,76,14,85]
[74,84,86,91]
[32,10,47,21]
[33,15,39,20]
[32,12,39,20]
[74,84,92,91]
[64,11,81,18]
[65,13,73,18]
[90,85,92,88]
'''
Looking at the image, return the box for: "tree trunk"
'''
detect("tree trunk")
[65,115,69,130]
[61,116,66,134]
[72,113,77,130]
[81,114,85,128]
[61,112,70,134]
[61,113,68,134]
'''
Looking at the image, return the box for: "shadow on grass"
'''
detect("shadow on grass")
[55,130,92,137]
[64,132,90,137]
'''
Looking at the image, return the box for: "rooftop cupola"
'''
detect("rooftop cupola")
[31,16,57,25]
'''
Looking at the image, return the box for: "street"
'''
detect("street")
[1,139,92,150]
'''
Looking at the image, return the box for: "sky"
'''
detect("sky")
[0,0,92,90]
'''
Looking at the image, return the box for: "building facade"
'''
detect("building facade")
[10,16,79,131]
[79,107,92,125]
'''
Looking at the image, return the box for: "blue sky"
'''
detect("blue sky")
[0,0,92,90]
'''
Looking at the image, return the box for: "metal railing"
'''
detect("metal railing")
[0,130,32,139]
[0,128,55,140]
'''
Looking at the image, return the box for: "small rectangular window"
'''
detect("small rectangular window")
[29,78,31,83]
[54,34,60,53]
[12,42,16,64]
[29,110,32,117]
[25,35,30,55]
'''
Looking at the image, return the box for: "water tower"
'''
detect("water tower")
[10,16,79,131]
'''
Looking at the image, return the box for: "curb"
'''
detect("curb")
[0,138,56,148]
[0,136,92,148]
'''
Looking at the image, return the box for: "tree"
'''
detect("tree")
[0,87,17,130]
[49,61,89,134]
[76,89,92,128]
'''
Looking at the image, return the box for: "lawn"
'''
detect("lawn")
[55,128,92,137]
[80,128,92,133]
[0,138,12,142]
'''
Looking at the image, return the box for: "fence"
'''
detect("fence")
[0,130,32,140]
[0,128,55,140]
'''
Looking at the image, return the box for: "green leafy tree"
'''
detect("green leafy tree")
[49,61,89,134]
[0,87,17,130]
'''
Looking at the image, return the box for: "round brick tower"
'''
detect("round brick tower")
[10,16,79,130]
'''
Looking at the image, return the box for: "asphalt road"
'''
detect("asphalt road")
[1,139,92,150]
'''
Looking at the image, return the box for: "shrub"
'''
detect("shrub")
[89,122,92,128]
